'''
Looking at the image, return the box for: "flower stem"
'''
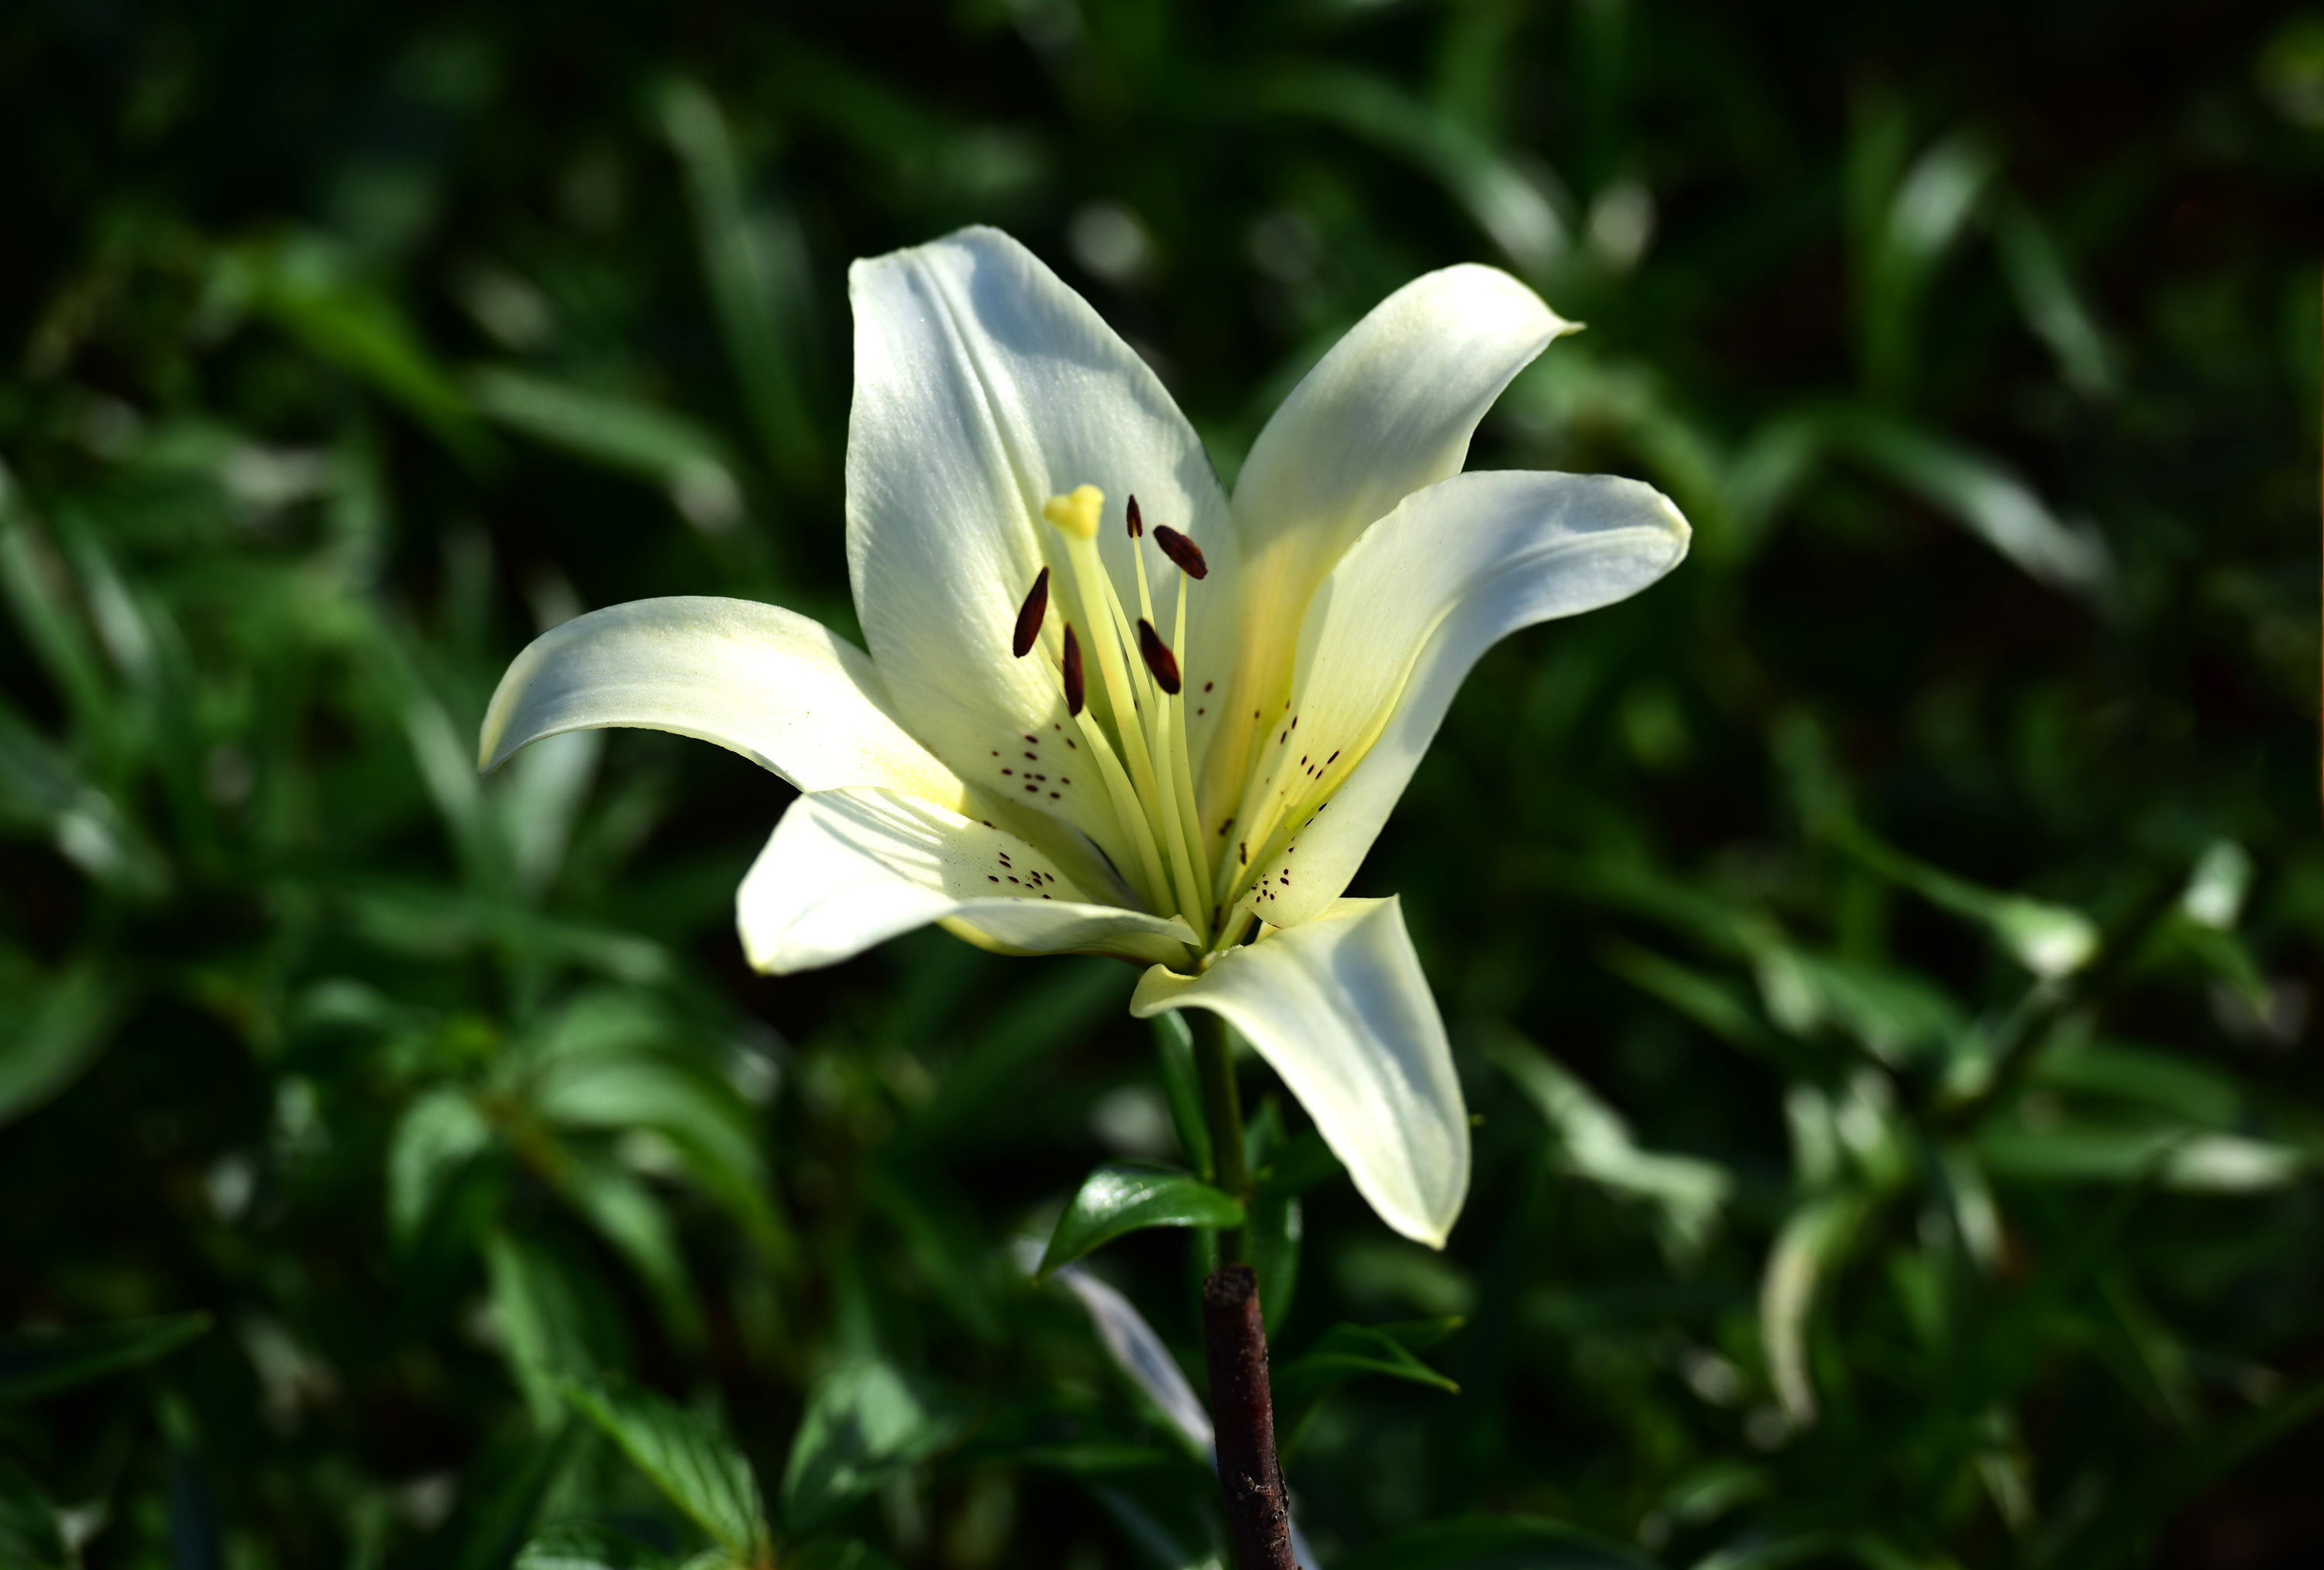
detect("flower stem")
[1190,1009,1252,1262]
[1202,1263,1299,1569]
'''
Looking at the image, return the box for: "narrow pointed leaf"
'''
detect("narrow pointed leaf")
[1271,1321,1459,1417]
[1036,1162,1245,1278]
[0,1312,211,1402]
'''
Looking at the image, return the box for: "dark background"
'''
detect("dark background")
[2,1,2320,1566]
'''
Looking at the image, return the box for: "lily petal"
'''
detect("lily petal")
[847,227,1237,867]
[1204,266,1566,815]
[1130,897,1468,1248]
[737,787,1200,974]
[480,596,970,810]
[1250,470,1689,926]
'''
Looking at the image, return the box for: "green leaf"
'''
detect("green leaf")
[529,1051,768,1212]
[0,1456,67,1570]
[486,1230,621,1431]
[0,495,110,728]
[1339,1513,1658,1570]
[567,1378,771,1561]
[514,1522,679,1570]
[388,1087,498,1246]
[1271,1321,1461,1419]
[1036,1163,1246,1278]
[0,961,131,1125]
[780,1359,960,1533]
[1829,817,2099,977]
[1243,1102,1304,1335]
[1760,1192,1870,1424]
[1978,1124,2305,1192]
[1150,1012,1212,1181]
[655,77,820,483]
[1253,65,1566,273]
[223,235,484,459]
[1595,936,1810,1075]
[2030,1039,2243,1128]
[1991,191,2116,397]
[0,1311,210,1401]
[0,704,170,899]
[1490,1034,1732,1261]
[1249,1190,1302,1339]
[785,1541,904,1570]
[468,367,747,533]
[2050,1376,2324,1570]
[1252,1127,1344,1201]
[862,1158,999,1343]
[552,1146,704,1347]
[446,1421,587,1570]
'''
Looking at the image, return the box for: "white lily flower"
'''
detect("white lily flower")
[480,226,1688,1249]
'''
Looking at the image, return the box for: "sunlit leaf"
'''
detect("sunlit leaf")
[655,77,820,483]
[780,1359,959,1533]
[469,367,748,534]
[388,1087,497,1246]
[1490,1033,1732,1259]
[1823,411,2109,596]
[486,1231,619,1431]
[569,1378,770,1560]
[1036,1163,1246,1278]
[1830,818,2099,977]
[1761,1193,1869,1425]
[1991,193,2116,397]
[1255,66,1568,273]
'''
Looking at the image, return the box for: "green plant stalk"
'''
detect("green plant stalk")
[1190,1009,1253,1263]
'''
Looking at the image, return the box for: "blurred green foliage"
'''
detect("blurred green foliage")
[2,1,2321,1566]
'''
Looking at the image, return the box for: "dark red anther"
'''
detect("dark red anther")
[1012,567,1050,658]
[1062,623,1086,716]
[1136,618,1182,695]
[1126,494,1144,538]
[1152,525,1208,580]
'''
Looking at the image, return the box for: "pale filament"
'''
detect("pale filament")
[1035,486,1214,944]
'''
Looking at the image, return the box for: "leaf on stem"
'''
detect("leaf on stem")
[1274,1321,1463,1457]
[1036,1162,1246,1279]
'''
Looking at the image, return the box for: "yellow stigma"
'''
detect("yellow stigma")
[1043,485,1104,541]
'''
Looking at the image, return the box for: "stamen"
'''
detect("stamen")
[1136,618,1181,695]
[1012,567,1050,658]
[1126,494,1143,538]
[1062,622,1085,716]
[1151,526,1207,579]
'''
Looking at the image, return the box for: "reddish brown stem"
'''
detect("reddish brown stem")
[1202,1265,1298,1570]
